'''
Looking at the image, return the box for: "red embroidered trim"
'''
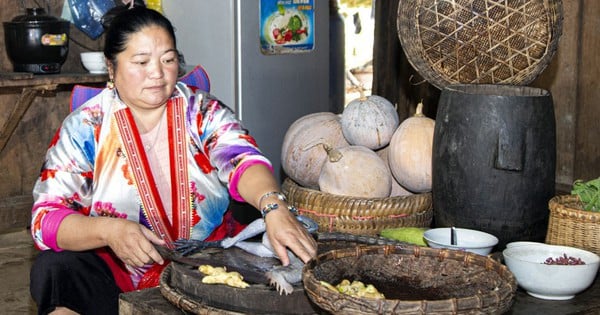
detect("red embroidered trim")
[114,109,175,246]
[168,98,192,239]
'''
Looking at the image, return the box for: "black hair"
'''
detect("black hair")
[101,4,177,65]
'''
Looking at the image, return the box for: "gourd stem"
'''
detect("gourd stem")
[414,100,425,117]
[358,86,367,101]
[323,143,343,162]
[302,140,328,152]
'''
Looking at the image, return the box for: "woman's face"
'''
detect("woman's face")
[110,25,179,111]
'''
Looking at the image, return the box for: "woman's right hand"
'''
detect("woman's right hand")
[104,219,166,267]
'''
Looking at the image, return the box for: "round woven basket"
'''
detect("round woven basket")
[546,194,600,256]
[397,0,563,89]
[303,245,517,314]
[282,178,433,235]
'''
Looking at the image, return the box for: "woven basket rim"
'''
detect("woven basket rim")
[303,245,516,314]
[396,0,564,89]
[283,178,434,234]
[282,177,433,215]
[549,194,600,218]
[548,195,600,223]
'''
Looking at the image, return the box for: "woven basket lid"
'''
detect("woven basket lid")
[397,0,563,89]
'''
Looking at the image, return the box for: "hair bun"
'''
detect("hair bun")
[101,0,147,29]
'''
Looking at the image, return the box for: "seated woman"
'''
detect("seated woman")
[29,4,316,315]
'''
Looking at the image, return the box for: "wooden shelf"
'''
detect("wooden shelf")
[0,72,108,88]
[0,72,109,154]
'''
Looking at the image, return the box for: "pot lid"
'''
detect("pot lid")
[8,8,61,24]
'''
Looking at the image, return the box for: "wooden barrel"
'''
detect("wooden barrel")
[432,84,556,250]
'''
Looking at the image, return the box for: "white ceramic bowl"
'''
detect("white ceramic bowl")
[423,227,498,255]
[80,52,107,74]
[503,242,600,300]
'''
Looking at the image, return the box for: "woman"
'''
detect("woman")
[29,5,317,315]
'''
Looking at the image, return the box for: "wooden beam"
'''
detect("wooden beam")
[0,84,57,154]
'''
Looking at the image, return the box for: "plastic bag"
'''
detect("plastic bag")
[67,0,116,39]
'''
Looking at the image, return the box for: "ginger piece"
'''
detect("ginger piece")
[198,264,250,289]
[321,279,385,299]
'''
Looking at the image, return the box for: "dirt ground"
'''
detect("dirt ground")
[0,228,37,314]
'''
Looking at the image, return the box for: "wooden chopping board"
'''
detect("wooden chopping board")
[160,246,319,315]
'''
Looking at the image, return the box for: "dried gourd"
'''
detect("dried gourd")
[340,94,399,150]
[376,146,413,197]
[388,101,435,193]
[281,112,349,189]
[319,145,392,198]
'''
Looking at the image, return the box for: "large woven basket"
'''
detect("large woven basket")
[303,245,517,314]
[546,194,600,256]
[282,178,433,235]
[397,0,563,89]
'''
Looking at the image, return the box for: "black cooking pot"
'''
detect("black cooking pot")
[3,8,70,74]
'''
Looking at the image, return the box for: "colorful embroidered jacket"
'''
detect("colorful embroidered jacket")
[31,83,271,283]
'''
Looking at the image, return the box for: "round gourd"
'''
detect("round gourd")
[319,145,392,198]
[281,112,349,189]
[340,94,399,150]
[388,101,435,193]
[376,146,413,197]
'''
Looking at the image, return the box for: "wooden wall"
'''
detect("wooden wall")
[373,0,600,192]
[0,0,103,233]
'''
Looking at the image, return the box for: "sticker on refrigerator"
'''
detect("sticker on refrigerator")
[260,0,315,55]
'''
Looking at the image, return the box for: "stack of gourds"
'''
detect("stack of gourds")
[282,93,434,198]
[280,94,434,235]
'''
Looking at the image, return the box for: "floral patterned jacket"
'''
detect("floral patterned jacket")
[31,82,270,270]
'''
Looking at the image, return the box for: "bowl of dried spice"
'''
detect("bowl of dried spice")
[503,242,600,300]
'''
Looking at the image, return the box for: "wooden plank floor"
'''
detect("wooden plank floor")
[0,228,37,314]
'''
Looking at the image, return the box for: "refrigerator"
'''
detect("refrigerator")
[163,0,331,183]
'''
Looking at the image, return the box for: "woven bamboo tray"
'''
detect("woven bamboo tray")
[303,245,517,314]
[397,0,563,89]
[282,178,433,235]
[546,194,600,256]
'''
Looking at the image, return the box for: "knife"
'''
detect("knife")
[154,244,270,285]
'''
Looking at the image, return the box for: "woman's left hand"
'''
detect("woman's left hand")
[263,207,317,265]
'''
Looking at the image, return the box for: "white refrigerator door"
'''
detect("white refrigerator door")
[164,0,331,182]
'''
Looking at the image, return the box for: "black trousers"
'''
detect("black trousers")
[30,250,122,315]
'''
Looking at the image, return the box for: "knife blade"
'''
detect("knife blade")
[154,244,270,285]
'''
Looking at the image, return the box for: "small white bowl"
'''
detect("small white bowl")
[80,52,107,74]
[503,242,600,300]
[423,227,498,255]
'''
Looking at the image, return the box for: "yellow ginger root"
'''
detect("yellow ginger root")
[198,265,250,289]
[321,279,385,299]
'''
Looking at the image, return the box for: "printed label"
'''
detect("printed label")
[41,33,68,46]
[260,0,315,55]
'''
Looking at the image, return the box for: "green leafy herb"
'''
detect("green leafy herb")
[287,15,303,32]
[571,177,600,211]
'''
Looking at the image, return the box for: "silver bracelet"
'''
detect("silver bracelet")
[258,191,286,209]
[261,203,299,218]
